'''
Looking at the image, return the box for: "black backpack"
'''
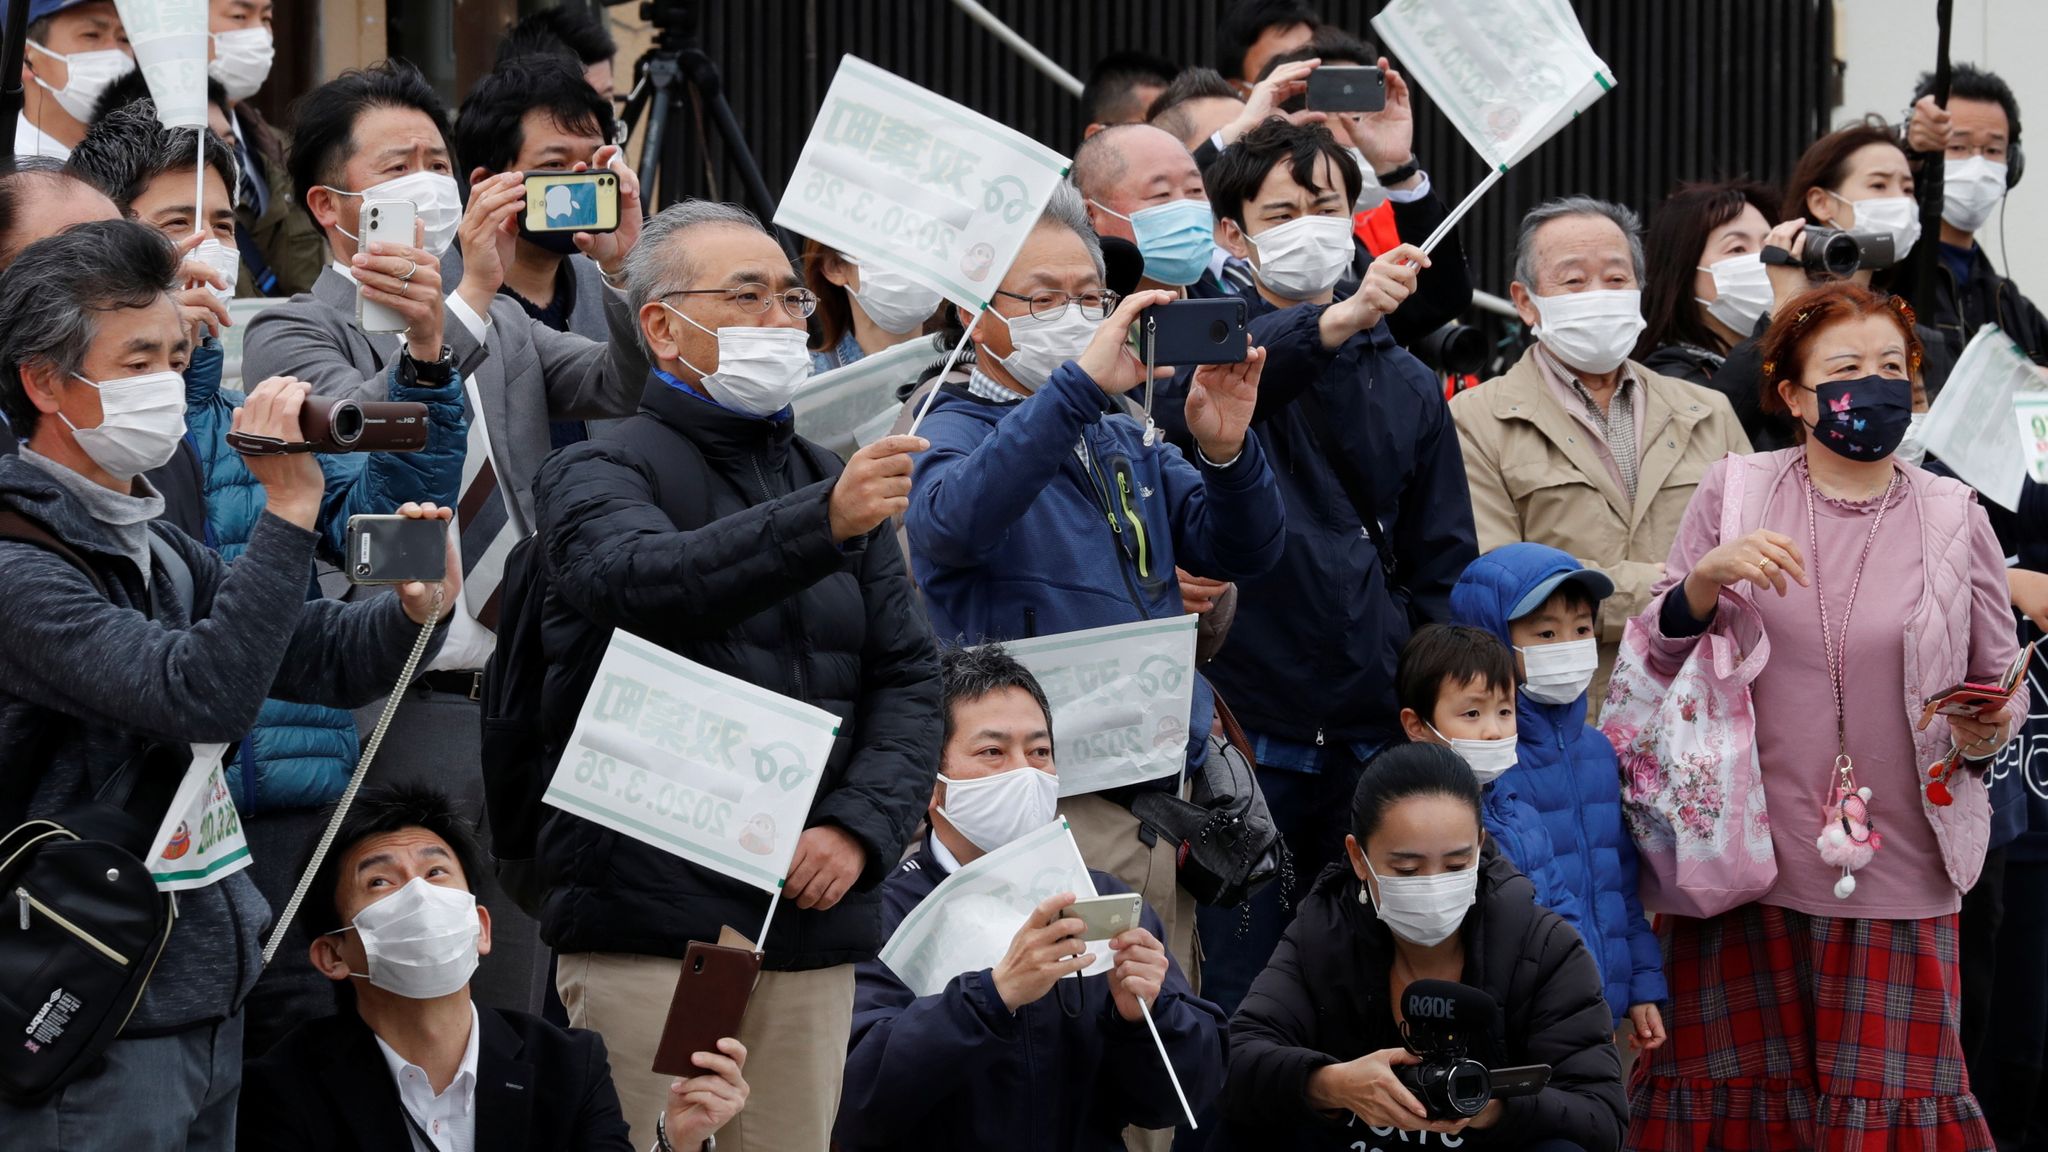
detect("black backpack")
[0,512,193,1102]
[480,416,715,916]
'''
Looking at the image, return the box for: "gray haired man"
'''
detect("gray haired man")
[1450,196,1749,706]
[529,200,942,1152]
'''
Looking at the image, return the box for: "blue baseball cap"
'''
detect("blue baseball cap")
[1508,560,1616,620]
[8,0,107,24]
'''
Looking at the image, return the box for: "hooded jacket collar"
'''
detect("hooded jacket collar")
[639,368,797,467]
[0,451,146,567]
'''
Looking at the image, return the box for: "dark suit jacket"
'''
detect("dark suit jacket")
[239,1006,635,1152]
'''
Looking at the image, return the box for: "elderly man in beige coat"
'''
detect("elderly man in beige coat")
[1452,196,1751,709]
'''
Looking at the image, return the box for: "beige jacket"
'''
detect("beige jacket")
[1450,345,1752,706]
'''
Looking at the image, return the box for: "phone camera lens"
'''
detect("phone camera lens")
[1208,319,1230,343]
[691,956,705,973]
[354,562,370,576]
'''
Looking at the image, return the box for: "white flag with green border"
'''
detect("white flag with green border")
[994,616,1198,798]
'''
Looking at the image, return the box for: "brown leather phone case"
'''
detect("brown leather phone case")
[652,942,762,1077]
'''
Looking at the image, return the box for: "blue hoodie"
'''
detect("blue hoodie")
[1451,543,1667,1025]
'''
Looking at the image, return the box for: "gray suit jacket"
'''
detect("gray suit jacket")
[240,265,647,529]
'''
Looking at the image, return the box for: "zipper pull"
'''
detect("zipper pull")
[1315,729,1326,748]
[17,888,28,930]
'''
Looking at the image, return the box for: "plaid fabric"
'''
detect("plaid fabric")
[1628,904,1992,1151]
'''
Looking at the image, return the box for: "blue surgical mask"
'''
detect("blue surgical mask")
[1091,197,1216,287]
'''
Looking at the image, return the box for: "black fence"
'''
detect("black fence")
[639,0,1842,297]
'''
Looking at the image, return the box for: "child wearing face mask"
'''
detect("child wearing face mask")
[1395,624,1585,952]
[1449,543,1669,1057]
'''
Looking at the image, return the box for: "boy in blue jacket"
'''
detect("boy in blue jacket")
[1395,623,1585,946]
[1450,542,1668,1055]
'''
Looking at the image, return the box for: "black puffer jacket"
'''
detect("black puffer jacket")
[531,372,942,970]
[1222,852,1626,1151]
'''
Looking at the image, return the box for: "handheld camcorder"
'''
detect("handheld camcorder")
[227,396,429,456]
[1761,226,1898,278]
[1394,980,1552,1121]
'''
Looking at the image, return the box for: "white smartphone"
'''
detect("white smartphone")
[357,197,416,334]
[1060,893,1143,942]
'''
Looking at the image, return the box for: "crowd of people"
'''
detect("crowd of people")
[2,0,2046,1150]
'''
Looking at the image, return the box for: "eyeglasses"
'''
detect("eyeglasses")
[993,289,1120,322]
[664,284,819,319]
[1945,141,2010,162]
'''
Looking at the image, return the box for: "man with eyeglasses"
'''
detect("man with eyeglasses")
[530,201,942,1152]
[238,61,649,1018]
[904,184,1285,1009]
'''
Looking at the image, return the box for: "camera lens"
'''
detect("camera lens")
[1208,319,1230,344]
[354,562,370,576]
[329,400,364,449]
[1440,1059,1493,1117]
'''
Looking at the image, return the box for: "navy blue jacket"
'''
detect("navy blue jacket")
[1451,544,1666,1024]
[836,842,1228,1150]
[1160,302,1476,746]
[906,360,1286,761]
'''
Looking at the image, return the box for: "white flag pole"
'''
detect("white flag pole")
[1419,166,1507,257]
[757,882,784,952]
[1138,997,1198,1128]
[906,309,986,437]
[194,127,205,239]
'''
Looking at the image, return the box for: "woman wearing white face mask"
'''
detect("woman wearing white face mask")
[803,241,945,372]
[1636,180,1781,386]
[1224,743,1625,1150]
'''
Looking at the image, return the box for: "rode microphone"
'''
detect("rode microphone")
[1400,979,1503,1057]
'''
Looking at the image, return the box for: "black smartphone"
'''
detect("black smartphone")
[520,170,621,235]
[344,515,447,585]
[1488,1063,1552,1099]
[1305,65,1387,113]
[1132,298,1249,367]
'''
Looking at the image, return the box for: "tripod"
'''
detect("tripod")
[614,0,795,256]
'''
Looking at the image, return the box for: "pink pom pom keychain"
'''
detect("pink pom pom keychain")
[1815,755,1882,900]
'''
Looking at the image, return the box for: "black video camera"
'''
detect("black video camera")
[1760,226,1898,278]
[1394,980,1552,1121]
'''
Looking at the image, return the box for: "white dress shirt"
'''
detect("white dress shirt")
[14,113,69,161]
[374,1003,481,1152]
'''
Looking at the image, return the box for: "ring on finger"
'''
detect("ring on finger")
[399,258,419,283]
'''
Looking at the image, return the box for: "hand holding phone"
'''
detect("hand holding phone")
[1059,893,1143,941]
[521,170,621,236]
[356,199,416,334]
[345,514,449,585]
[1306,65,1387,113]
[1129,298,1249,367]
[653,942,761,1078]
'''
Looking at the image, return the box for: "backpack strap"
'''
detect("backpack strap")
[145,528,195,621]
[0,507,107,596]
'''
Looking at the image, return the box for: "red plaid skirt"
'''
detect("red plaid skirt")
[1627,904,1991,1151]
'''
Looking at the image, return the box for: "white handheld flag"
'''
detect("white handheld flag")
[113,0,210,129]
[793,333,950,458]
[1374,0,1615,252]
[774,55,1069,312]
[145,743,253,892]
[1921,324,2048,511]
[543,632,839,895]
[993,616,1199,798]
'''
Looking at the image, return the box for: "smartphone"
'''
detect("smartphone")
[1305,65,1387,113]
[344,515,446,585]
[1487,1064,1552,1099]
[1059,892,1144,941]
[1132,297,1250,367]
[653,942,761,1077]
[357,198,415,334]
[521,170,620,235]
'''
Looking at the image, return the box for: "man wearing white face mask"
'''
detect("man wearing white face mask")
[1897,64,2048,367]
[532,201,942,1152]
[1450,542,1667,1056]
[243,784,751,1152]
[836,645,1227,1152]
[0,220,459,1151]
[1454,196,1748,711]
[9,0,132,162]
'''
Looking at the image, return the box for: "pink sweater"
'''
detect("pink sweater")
[1640,450,2018,916]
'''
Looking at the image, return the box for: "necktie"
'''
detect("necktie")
[456,397,515,630]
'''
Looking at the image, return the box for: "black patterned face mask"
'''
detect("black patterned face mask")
[1804,375,1913,462]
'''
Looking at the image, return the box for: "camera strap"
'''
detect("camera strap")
[260,586,445,966]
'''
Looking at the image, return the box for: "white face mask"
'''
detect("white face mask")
[1361,858,1477,947]
[1835,192,1922,258]
[193,238,240,304]
[1531,289,1646,375]
[61,371,187,481]
[1517,637,1600,706]
[664,303,813,417]
[937,766,1060,853]
[209,27,274,103]
[331,877,482,1000]
[994,307,1099,393]
[1897,411,1930,468]
[1344,147,1388,214]
[846,257,944,335]
[1246,214,1355,301]
[1943,156,2010,234]
[1696,252,1771,337]
[1427,724,1518,785]
[325,171,465,257]
[27,40,135,124]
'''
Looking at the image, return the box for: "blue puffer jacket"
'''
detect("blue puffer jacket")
[1451,543,1667,1025]
[183,338,466,812]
